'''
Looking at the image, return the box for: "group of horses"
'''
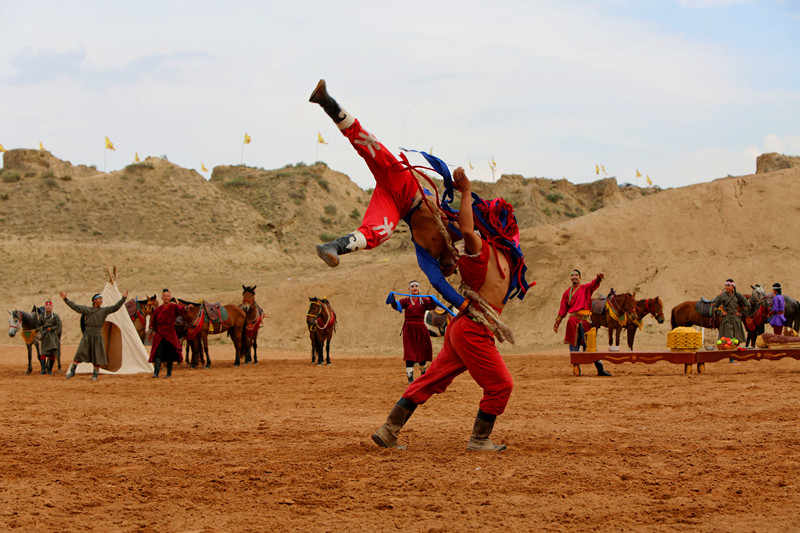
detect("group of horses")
[670,284,800,347]
[7,285,265,374]
[589,284,800,351]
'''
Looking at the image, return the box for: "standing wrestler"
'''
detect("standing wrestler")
[711,279,749,343]
[61,290,128,381]
[387,280,439,384]
[147,289,186,378]
[309,79,468,314]
[38,299,61,375]
[554,270,612,376]
[373,167,520,452]
[768,283,786,335]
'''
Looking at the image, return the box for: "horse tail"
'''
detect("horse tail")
[670,308,678,329]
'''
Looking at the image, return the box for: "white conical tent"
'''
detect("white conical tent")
[75,280,152,375]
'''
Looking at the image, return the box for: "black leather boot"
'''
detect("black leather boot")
[152,357,161,378]
[467,410,507,452]
[166,361,173,378]
[46,359,54,375]
[372,398,417,449]
[39,359,47,375]
[316,232,365,268]
[309,79,353,127]
[91,368,99,381]
[65,362,77,379]
[594,361,612,376]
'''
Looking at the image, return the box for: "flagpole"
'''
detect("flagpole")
[104,150,107,172]
[240,142,245,165]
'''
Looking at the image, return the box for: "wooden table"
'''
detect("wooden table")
[570,348,800,375]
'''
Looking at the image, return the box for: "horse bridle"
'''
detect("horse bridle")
[8,311,21,333]
[306,301,332,331]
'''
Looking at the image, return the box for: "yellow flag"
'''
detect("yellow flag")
[595,164,600,175]
[0,143,6,153]
[635,169,642,178]
[317,132,327,144]
[39,141,45,151]
[491,156,496,168]
[601,165,607,175]
[201,162,208,172]
[646,175,653,186]
[244,133,252,144]
[135,152,141,163]
[468,157,474,170]
[105,136,115,151]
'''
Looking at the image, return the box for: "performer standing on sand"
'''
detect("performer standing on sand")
[387,280,439,384]
[38,299,61,375]
[372,167,521,452]
[554,270,612,376]
[309,79,468,314]
[147,289,186,378]
[61,290,128,381]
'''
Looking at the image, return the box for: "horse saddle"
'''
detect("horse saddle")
[204,302,228,324]
[694,299,715,317]
[591,295,607,315]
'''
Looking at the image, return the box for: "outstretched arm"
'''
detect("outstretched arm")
[453,167,481,255]
[414,242,468,311]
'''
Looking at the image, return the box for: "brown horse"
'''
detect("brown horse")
[670,300,722,330]
[240,285,264,365]
[307,297,336,365]
[590,292,638,349]
[126,295,157,343]
[178,300,246,367]
[624,297,666,350]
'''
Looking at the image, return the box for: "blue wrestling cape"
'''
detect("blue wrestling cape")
[405,149,531,303]
[385,291,456,317]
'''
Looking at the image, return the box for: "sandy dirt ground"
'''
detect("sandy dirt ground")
[2,342,800,532]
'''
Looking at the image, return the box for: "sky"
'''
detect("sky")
[2,0,799,190]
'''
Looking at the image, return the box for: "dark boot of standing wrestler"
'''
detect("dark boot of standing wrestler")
[467,410,507,452]
[39,357,47,375]
[594,361,612,376]
[372,398,416,450]
[152,357,161,378]
[46,358,54,375]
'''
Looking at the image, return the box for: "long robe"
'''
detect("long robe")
[711,290,748,342]
[399,296,437,363]
[149,302,185,363]
[39,311,62,355]
[557,275,602,346]
[64,296,126,366]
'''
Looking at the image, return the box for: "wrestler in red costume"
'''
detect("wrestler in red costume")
[148,289,185,378]
[309,80,468,314]
[387,280,438,384]
[373,167,515,452]
[553,270,611,376]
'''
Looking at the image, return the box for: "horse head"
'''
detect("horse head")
[8,310,21,337]
[647,297,666,324]
[242,285,257,311]
[144,295,158,314]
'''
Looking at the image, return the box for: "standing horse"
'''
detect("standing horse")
[240,285,264,365]
[624,296,666,350]
[127,295,157,343]
[306,297,336,365]
[590,292,637,349]
[8,307,42,375]
[670,300,722,330]
[178,300,247,367]
[743,285,769,348]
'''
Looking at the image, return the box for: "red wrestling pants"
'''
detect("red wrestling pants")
[402,314,514,416]
[341,119,420,249]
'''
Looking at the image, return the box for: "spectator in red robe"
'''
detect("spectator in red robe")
[554,270,611,376]
[388,281,438,384]
[148,289,186,378]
